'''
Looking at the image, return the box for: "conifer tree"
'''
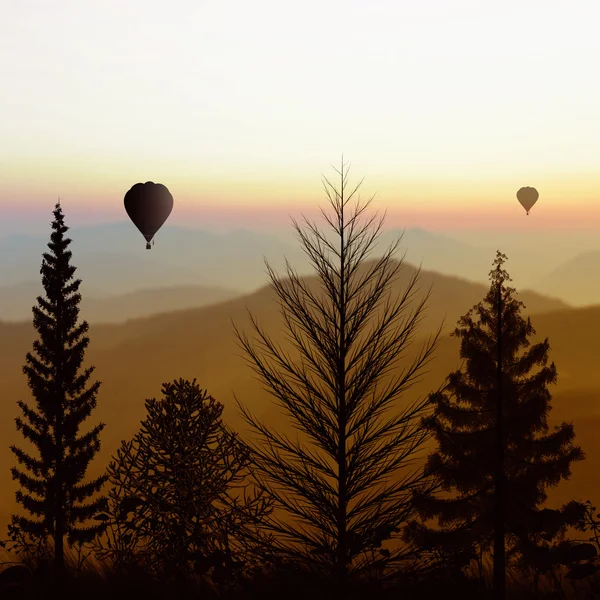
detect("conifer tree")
[8,202,108,587]
[405,250,585,600]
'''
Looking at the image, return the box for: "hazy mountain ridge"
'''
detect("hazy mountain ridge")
[534,250,600,306]
[0,261,570,405]
[0,261,575,412]
[379,227,510,284]
[3,222,599,306]
[0,282,242,322]
[0,223,308,294]
[0,222,573,297]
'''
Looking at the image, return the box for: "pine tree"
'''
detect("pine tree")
[405,250,585,600]
[233,160,443,599]
[8,202,108,587]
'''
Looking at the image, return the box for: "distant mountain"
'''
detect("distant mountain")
[0,223,308,294]
[1,222,561,301]
[0,260,570,408]
[533,251,600,306]
[378,227,494,281]
[0,282,242,322]
[377,227,557,290]
[0,251,212,301]
[0,281,106,315]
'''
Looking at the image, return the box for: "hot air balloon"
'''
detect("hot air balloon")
[517,186,539,216]
[124,182,173,249]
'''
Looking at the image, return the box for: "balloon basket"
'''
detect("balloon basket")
[146,242,151,249]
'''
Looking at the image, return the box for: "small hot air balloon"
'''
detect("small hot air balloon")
[517,186,539,216]
[124,182,173,249]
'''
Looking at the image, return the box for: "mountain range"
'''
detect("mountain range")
[0,282,241,322]
[1,223,598,318]
[0,261,594,538]
[534,251,600,306]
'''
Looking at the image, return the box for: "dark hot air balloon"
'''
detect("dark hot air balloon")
[124,182,173,249]
[517,186,539,216]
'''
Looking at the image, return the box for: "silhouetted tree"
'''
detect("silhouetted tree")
[94,378,272,592]
[6,202,108,590]
[406,250,585,600]
[515,501,592,596]
[233,159,444,599]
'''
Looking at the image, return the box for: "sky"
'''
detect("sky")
[2,0,600,240]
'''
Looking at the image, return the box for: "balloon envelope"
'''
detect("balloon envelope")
[124,182,173,248]
[517,186,539,215]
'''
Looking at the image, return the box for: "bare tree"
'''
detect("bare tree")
[233,159,444,598]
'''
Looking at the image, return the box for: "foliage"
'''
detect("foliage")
[514,501,593,595]
[93,378,272,588]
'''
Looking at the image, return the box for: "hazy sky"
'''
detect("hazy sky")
[3,0,600,235]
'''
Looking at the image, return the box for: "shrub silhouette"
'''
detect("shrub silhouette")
[94,378,272,592]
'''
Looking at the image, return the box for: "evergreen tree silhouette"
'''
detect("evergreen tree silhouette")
[405,250,585,600]
[7,202,108,590]
[233,159,444,599]
[95,378,271,591]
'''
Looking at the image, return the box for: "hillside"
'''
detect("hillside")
[0,261,592,537]
[0,261,569,380]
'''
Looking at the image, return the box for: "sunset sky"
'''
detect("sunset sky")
[2,0,600,238]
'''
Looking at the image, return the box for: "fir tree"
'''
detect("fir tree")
[8,202,108,587]
[405,250,585,600]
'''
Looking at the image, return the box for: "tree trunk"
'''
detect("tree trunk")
[53,419,65,594]
[54,304,65,594]
[336,172,348,600]
[493,282,506,600]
